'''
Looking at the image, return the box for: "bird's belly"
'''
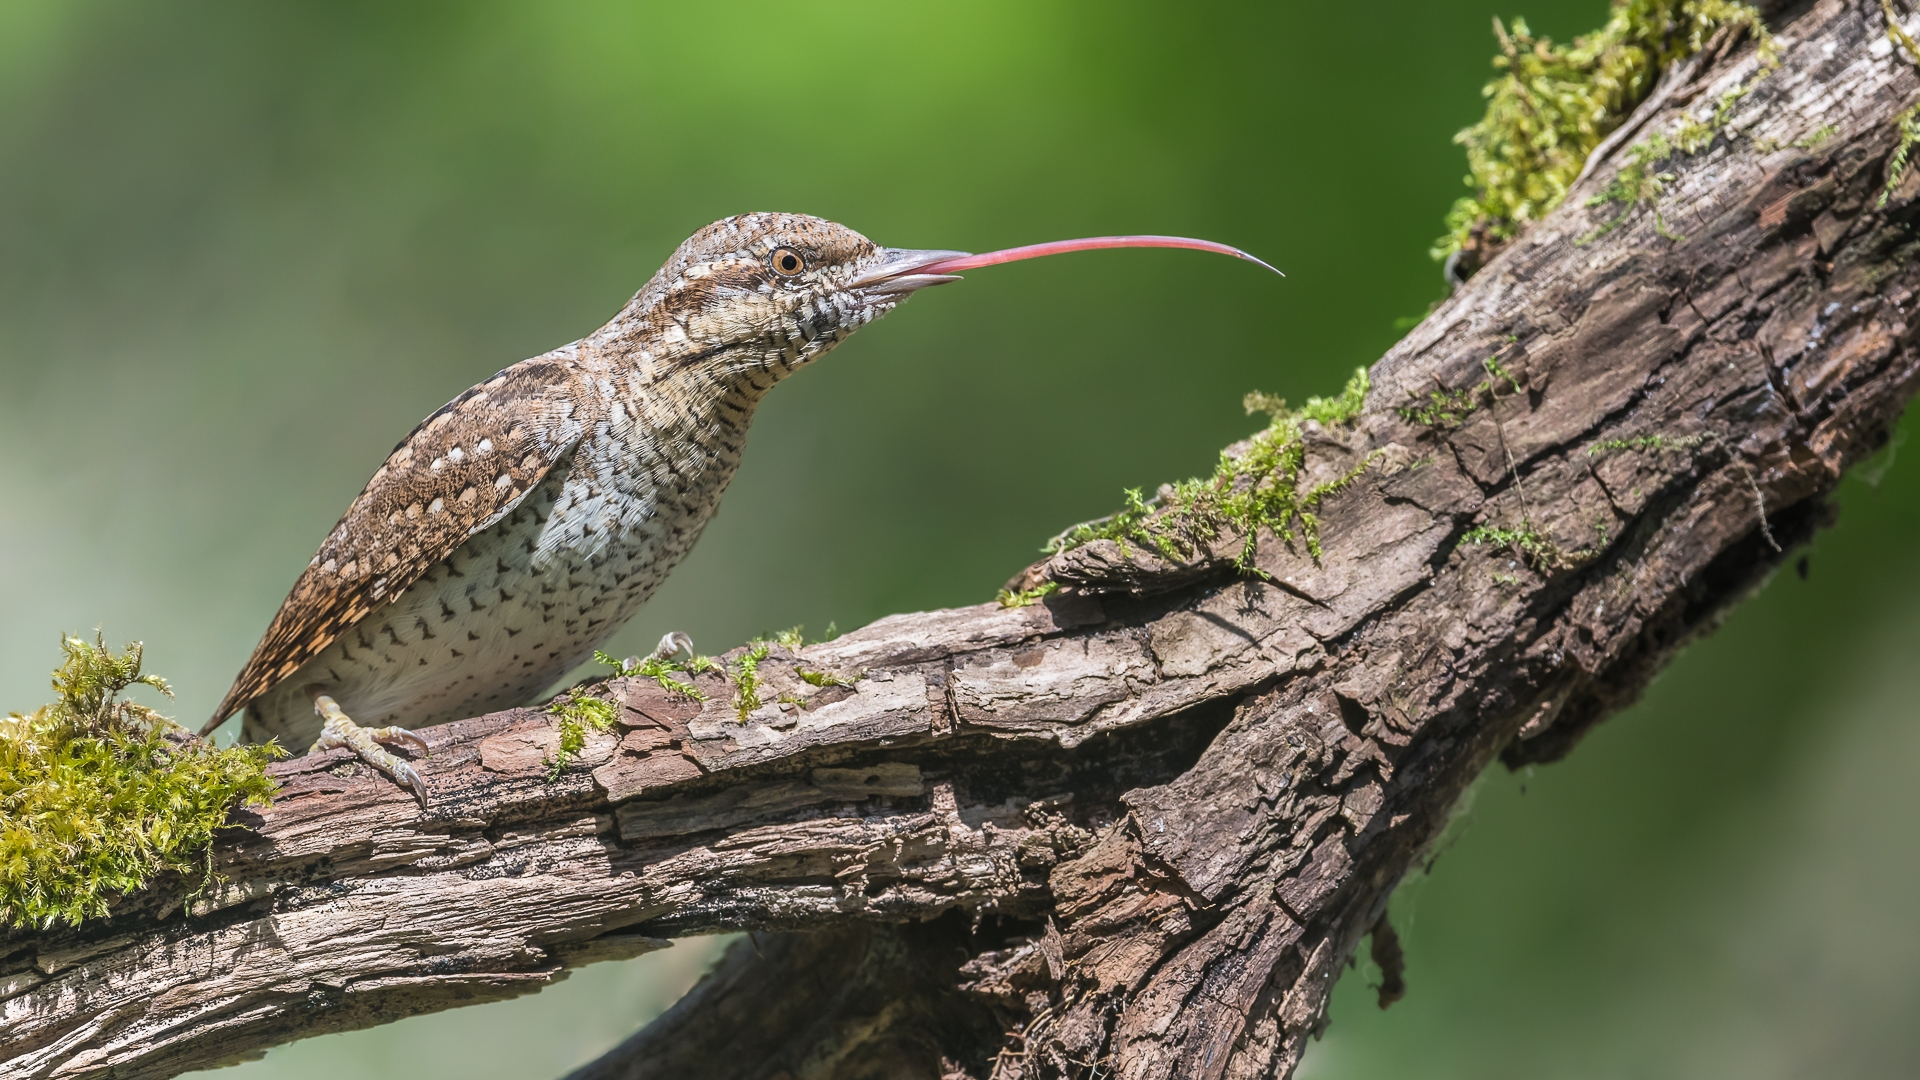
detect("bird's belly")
[244,468,696,749]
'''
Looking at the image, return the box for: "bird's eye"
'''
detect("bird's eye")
[769,247,806,278]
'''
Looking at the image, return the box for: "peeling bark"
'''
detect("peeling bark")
[4,1,1918,1076]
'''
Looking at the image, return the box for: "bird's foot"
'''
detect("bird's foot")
[309,692,429,803]
[620,631,697,672]
[616,633,712,700]
[645,631,696,665]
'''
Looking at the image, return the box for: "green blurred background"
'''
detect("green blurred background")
[1,1,1914,1076]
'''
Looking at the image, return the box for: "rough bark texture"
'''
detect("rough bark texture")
[5,1,1918,1076]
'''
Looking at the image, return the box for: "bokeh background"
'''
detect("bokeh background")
[1,1,1914,1076]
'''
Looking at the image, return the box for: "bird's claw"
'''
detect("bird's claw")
[637,631,696,667]
[652,630,696,662]
[308,692,430,804]
[388,758,429,804]
[369,724,430,756]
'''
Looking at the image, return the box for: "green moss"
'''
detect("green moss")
[1460,523,1571,569]
[1046,486,1164,561]
[1398,352,1525,430]
[594,648,716,700]
[1400,385,1481,430]
[1439,1,1772,260]
[996,580,1060,609]
[1672,11,1780,152]
[1294,369,1372,426]
[545,688,619,780]
[1240,390,1289,417]
[1582,133,1689,243]
[1801,125,1839,150]
[1879,3,1920,206]
[586,626,862,731]
[1,634,281,929]
[583,629,855,730]
[1588,433,1707,454]
[1752,125,1838,154]
[728,639,774,723]
[630,657,704,699]
[1483,356,1524,395]
[596,649,708,700]
[1045,368,1374,570]
[796,667,857,689]
[1883,102,1920,208]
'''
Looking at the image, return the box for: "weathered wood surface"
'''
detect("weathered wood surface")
[5,1,1919,1076]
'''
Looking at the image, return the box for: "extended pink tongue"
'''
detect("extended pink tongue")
[916,235,1282,277]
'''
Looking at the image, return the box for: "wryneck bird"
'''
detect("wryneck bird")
[203,212,1279,800]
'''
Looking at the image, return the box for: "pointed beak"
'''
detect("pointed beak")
[849,248,971,295]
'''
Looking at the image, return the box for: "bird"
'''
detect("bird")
[202,212,1278,800]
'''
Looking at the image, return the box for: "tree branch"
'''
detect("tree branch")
[5,2,1916,1076]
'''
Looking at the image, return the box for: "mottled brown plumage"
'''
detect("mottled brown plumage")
[204,213,979,794]
[206,212,1270,797]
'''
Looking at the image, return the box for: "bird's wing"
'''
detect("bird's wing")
[204,356,586,733]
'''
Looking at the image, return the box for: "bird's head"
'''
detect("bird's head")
[617,211,1279,389]
[626,212,950,378]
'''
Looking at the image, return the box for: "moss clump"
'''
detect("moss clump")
[1580,132,1686,242]
[1581,5,1782,247]
[631,656,706,699]
[996,581,1060,609]
[1883,108,1920,207]
[1670,11,1779,153]
[1751,126,1838,155]
[1,634,281,929]
[1588,433,1707,455]
[1460,523,1571,570]
[1878,1,1920,206]
[1439,1,1772,261]
[545,687,620,780]
[595,648,715,701]
[728,639,774,722]
[1400,385,1481,430]
[588,628,857,728]
[1044,368,1374,570]
[1272,366,1373,427]
[724,628,859,720]
[1398,353,1525,431]
[796,667,856,689]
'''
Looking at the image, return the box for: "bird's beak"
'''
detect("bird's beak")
[849,248,971,295]
[852,235,1283,296]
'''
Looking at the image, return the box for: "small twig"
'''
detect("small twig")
[1734,458,1782,551]
[1697,431,1782,553]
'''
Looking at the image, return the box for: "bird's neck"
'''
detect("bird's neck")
[568,314,811,493]
[596,302,810,405]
